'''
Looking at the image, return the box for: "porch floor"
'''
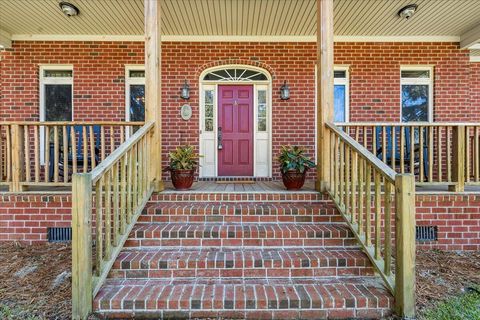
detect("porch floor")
[161,180,316,193]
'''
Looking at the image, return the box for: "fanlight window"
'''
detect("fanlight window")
[203,68,268,82]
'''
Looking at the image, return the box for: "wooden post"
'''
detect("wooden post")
[315,0,335,192]
[449,125,465,192]
[145,0,164,192]
[72,173,93,320]
[394,174,416,319]
[10,124,25,192]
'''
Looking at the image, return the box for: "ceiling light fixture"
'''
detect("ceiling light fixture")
[59,2,80,17]
[398,4,418,20]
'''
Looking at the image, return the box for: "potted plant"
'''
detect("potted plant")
[278,146,316,190]
[167,145,201,190]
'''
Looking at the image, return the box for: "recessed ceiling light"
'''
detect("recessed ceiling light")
[398,4,418,20]
[59,2,80,17]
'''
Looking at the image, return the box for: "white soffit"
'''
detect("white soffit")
[1,0,480,44]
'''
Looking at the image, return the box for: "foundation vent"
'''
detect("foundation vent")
[47,227,72,242]
[416,225,438,242]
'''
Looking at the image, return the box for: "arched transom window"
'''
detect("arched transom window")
[202,67,269,82]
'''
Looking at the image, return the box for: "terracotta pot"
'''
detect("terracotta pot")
[170,169,195,190]
[281,169,307,190]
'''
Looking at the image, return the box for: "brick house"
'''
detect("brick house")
[1,0,480,319]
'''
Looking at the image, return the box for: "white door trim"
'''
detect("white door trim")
[198,64,272,178]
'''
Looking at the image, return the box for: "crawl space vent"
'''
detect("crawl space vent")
[416,226,438,242]
[47,227,72,242]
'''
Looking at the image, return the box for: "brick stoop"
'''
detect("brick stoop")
[93,190,394,319]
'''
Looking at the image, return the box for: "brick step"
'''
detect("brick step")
[124,223,357,248]
[109,248,374,279]
[149,191,328,203]
[94,277,393,319]
[139,202,342,224]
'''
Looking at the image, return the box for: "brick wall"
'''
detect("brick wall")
[0,193,71,243]
[416,193,480,251]
[1,192,478,250]
[1,41,478,180]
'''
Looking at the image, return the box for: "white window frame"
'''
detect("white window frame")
[400,65,434,123]
[39,64,73,164]
[315,65,350,163]
[125,65,145,122]
[333,65,350,123]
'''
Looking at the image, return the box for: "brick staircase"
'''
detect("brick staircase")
[93,188,393,319]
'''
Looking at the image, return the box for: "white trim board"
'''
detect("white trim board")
[10,34,461,43]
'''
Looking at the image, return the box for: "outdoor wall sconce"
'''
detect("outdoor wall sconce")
[180,80,190,100]
[280,81,290,100]
[59,2,80,17]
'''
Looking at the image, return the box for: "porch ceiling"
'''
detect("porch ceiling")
[0,0,480,47]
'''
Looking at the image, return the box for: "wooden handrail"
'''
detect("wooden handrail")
[326,122,416,319]
[326,123,396,183]
[1,121,145,192]
[71,122,154,319]
[335,122,480,190]
[91,121,154,183]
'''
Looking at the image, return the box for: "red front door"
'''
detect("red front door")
[218,85,254,176]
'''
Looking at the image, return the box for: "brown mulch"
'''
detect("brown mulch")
[415,249,480,315]
[0,243,479,319]
[0,242,71,320]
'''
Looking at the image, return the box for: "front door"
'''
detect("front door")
[218,85,254,176]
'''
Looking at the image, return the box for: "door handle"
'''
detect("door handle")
[218,127,223,150]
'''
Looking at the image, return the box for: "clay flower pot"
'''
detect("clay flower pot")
[170,169,195,190]
[281,169,307,190]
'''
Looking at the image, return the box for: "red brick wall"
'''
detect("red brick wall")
[0,193,71,243]
[416,193,480,251]
[0,41,478,180]
[1,192,478,250]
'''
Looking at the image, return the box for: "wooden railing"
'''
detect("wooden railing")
[71,121,154,319]
[0,121,144,192]
[326,123,416,318]
[337,122,480,191]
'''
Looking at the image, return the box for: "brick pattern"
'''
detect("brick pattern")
[150,191,327,202]
[416,193,480,250]
[109,248,375,279]
[2,41,478,181]
[0,193,71,243]
[140,202,342,224]
[124,223,357,249]
[94,278,392,319]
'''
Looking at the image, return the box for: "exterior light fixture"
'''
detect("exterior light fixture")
[280,81,290,100]
[398,4,418,20]
[59,2,80,17]
[180,80,190,100]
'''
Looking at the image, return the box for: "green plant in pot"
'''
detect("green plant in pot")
[167,145,202,190]
[278,145,316,190]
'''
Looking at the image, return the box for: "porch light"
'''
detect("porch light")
[180,80,190,100]
[59,2,80,16]
[398,4,418,20]
[280,81,290,100]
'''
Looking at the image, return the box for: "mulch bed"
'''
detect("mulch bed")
[0,242,479,319]
[0,242,71,319]
[416,249,480,317]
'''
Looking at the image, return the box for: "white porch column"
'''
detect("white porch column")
[144,0,164,192]
[315,0,334,192]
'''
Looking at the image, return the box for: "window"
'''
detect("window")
[203,67,269,82]
[334,67,349,123]
[257,89,267,131]
[125,66,145,122]
[400,67,433,122]
[40,66,73,122]
[203,89,214,132]
[39,65,73,164]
